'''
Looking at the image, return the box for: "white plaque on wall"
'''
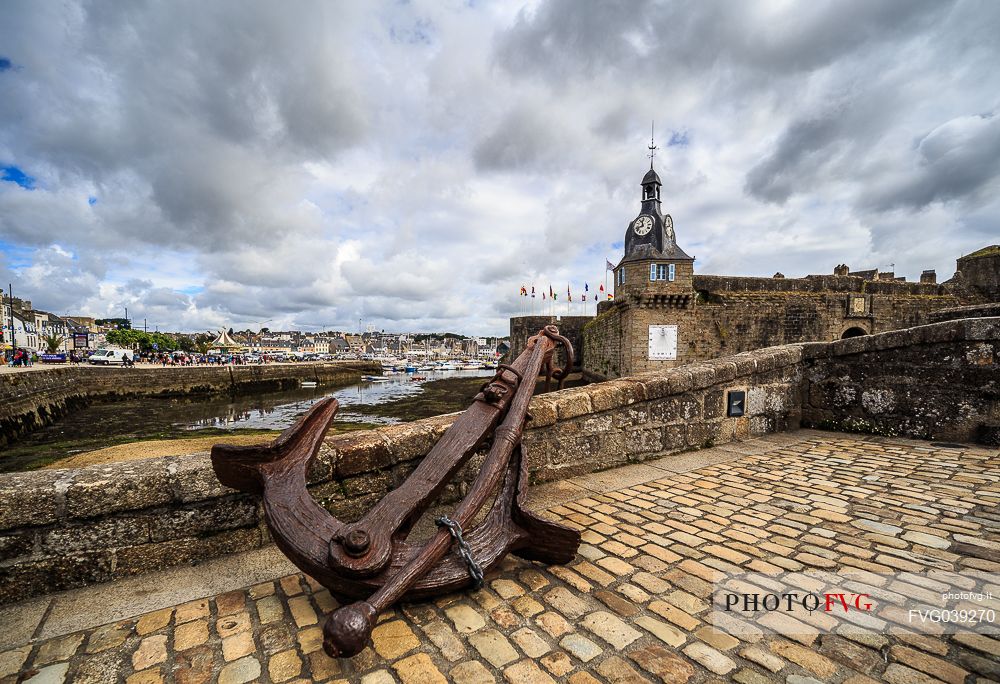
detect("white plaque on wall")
[648,325,678,360]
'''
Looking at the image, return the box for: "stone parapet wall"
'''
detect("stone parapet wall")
[801,317,1000,444]
[0,344,804,604]
[1,317,995,603]
[928,303,1000,323]
[693,273,949,295]
[0,362,377,446]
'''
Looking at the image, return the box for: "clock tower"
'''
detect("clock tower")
[595,139,697,378]
[613,160,694,302]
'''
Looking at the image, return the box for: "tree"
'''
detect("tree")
[106,329,180,353]
[43,333,65,354]
[194,333,214,354]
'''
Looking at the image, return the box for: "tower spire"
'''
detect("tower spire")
[647,121,657,169]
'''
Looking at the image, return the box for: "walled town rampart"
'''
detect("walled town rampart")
[581,273,963,380]
[0,362,377,447]
[1,316,995,603]
[955,245,1000,302]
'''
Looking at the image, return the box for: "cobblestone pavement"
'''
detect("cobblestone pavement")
[2,432,998,683]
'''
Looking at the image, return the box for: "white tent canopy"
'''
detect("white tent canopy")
[211,329,242,349]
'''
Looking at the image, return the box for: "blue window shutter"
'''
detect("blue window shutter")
[669,263,676,281]
[650,264,656,281]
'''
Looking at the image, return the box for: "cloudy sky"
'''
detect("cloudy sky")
[1,1,998,336]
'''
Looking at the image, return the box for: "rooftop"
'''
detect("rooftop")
[3,430,997,683]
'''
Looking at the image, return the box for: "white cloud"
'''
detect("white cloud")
[1,0,998,335]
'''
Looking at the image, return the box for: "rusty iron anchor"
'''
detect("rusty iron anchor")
[210,326,581,658]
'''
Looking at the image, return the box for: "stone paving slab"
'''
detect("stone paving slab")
[0,597,49,651]
[646,448,745,474]
[36,547,299,643]
[2,430,999,684]
[570,464,673,493]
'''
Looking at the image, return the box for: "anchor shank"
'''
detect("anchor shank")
[328,333,555,577]
[368,332,549,612]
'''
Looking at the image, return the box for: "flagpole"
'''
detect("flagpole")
[605,258,610,303]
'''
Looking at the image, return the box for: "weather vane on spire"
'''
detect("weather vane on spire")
[647,121,657,169]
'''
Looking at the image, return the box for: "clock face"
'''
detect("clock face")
[633,215,653,236]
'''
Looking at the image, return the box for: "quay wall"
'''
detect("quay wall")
[0,318,996,602]
[0,362,378,447]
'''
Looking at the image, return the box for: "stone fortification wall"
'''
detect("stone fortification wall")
[583,273,963,380]
[1,317,995,602]
[506,315,592,370]
[802,317,1000,445]
[955,246,1000,302]
[687,274,961,361]
[0,362,377,446]
[581,306,626,380]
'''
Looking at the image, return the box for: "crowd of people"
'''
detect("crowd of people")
[5,348,34,367]
[4,348,309,369]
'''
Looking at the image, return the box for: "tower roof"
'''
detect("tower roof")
[642,168,661,185]
[620,241,693,265]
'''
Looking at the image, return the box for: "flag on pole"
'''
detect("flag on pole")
[542,292,546,300]
[549,284,553,298]
[599,283,605,293]
[606,259,614,271]
[585,283,589,292]
[594,294,598,301]
[531,286,535,298]
[520,285,527,296]
[608,293,614,300]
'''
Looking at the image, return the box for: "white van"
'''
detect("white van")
[88,348,134,365]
